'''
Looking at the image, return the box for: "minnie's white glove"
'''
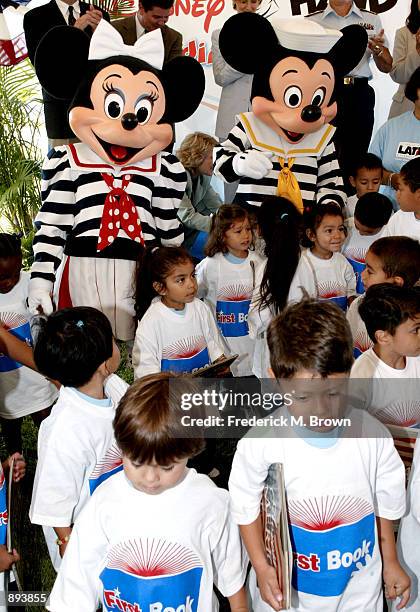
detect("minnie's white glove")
[232,150,273,179]
[28,278,54,316]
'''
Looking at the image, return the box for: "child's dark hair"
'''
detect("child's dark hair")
[400,157,420,193]
[354,193,393,229]
[114,372,205,465]
[405,66,420,103]
[369,237,420,287]
[358,284,420,343]
[257,197,303,314]
[0,233,22,259]
[267,298,354,378]
[33,306,114,387]
[205,204,251,257]
[303,202,345,247]
[135,246,194,320]
[349,152,383,179]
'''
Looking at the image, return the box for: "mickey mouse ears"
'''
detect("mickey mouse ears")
[270,18,342,54]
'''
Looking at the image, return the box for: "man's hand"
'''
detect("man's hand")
[74,5,102,32]
[2,453,26,483]
[255,563,283,610]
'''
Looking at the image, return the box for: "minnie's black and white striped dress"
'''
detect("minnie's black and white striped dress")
[30,143,185,340]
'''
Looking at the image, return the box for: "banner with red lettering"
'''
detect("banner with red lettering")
[170,0,410,144]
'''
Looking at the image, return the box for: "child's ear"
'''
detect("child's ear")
[390,275,405,287]
[349,176,356,188]
[306,228,315,242]
[268,367,275,379]
[375,329,390,346]
[153,281,166,296]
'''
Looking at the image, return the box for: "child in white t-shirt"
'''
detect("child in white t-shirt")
[347,237,420,358]
[196,204,263,376]
[342,192,392,294]
[229,299,410,612]
[346,153,383,218]
[303,203,356,311]
[47,372,248,612]
[382,157,420,240]
[351,284,420,425]
[133,246,227,377]
[246,197,317,379]
[30,307,128,571]
[0,233,58,455]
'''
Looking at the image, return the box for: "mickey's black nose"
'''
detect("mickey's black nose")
[121,113,138,131]
[301,105,322,123]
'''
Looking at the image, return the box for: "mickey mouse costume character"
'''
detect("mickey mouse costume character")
[28,20,205,340]
[213,15,367,213]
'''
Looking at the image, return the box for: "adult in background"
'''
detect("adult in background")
[24,0,109,148]
[211,0,262,203]
[177,133,222,260]
[388,0,420,119]
[308,0,392,191]
[369,67,420,209]
[112,0,182,64]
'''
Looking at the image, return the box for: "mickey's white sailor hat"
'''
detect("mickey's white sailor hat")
[270,18,342,54]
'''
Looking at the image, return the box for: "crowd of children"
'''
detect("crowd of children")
[0,145,418,610]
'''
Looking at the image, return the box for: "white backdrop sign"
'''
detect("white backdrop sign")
[170,0,411,144]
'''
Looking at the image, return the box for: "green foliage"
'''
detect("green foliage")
[0,60,43,267]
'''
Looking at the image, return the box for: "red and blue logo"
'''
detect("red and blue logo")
[100,538,203,612]
[161,336,209,374]
[216,283,252,338]
[344,247,366,295]
[288,495,375,597]
[89,443,123,495]
[318,282,348,312]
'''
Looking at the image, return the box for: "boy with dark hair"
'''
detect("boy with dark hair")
[383,157,420,240]
[351,284,420,377]
[30,307,128,571]
[347,236,420,357]
[47,372,248,612]
[342,192,393,294]
[346,153,383,218]
[229,299,410,612]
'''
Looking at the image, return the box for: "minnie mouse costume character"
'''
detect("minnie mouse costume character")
[28,21,205,340]
[213,15,367,213]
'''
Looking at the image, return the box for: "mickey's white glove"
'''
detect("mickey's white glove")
[28,278,54,316]
[232,150,273,179]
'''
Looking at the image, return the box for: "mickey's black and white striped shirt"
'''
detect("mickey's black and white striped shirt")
[213,114,346,211]
[31,144,185,284]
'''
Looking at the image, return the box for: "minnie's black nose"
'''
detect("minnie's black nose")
[121,113,138,131]
[301,105,322,123]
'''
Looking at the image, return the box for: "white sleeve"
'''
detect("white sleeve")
[195,258,210,299]
[47,498,106,612]
[211,29,245,88]
[343,258,357,297]
[132,318,161,378]
[408,440,420,524]
[201,301,228,361]
[374,434,406,520]
[228,439,270,525]
[211,496,248,597]
[30,433,86,526]
[390,28,420,85]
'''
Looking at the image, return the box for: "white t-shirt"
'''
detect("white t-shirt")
[393,439,420,611]
[0,271,58,418]
[342,219,384,295]
[196,251,263,376]
[350,348,420,427]
[29,375,128,570]
[346,295,372,358]
[133,297,226,378]
[382,210,420,240]
[229,409,405,611]
[247,254,317,379]
[344,194,357,219]
[302,249,357,311]
[47,469,248,612]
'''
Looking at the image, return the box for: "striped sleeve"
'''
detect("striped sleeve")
[31,148,75,283]
[152,154,186,246]
[316,141,346,209]
[213,122,250,183]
